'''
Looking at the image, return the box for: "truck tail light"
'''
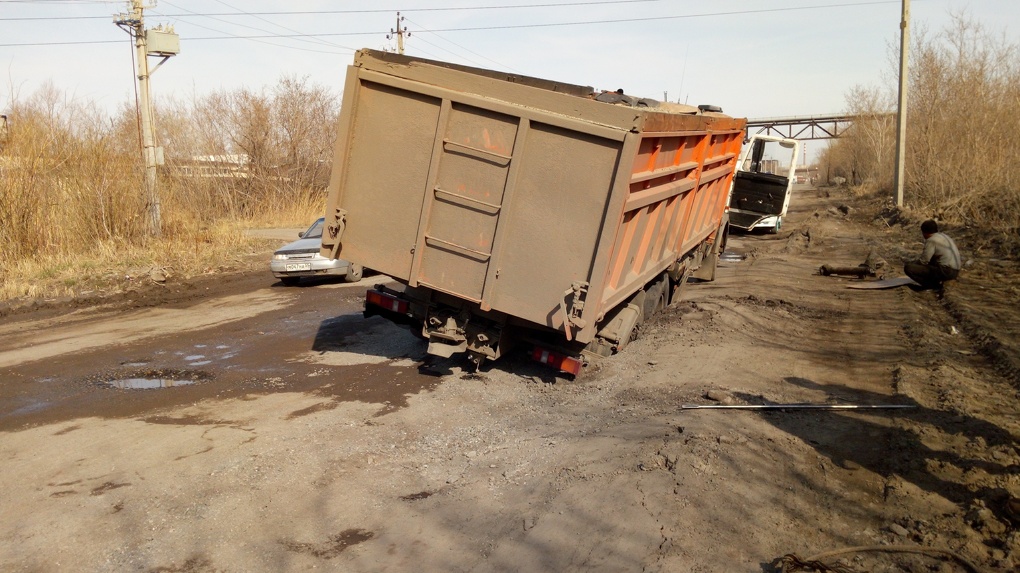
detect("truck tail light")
[365,289,409,314]
[531,346,583,376]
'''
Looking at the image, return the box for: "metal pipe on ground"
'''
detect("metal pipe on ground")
[819,265,874,278]
[681,403,916,410]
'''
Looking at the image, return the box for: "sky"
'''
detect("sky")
[2,0,1018,163]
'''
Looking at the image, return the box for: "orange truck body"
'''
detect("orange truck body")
[321,50,746,370]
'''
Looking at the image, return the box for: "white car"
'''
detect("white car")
[270,218,363,286]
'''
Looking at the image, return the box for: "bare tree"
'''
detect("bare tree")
[823,13,1020,236]
[274,75,339,191]
[2,74,343,273]
[1,83,147,262]
[157,75,340,219]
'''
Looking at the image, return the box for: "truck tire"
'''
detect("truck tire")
[344,263,364,283]
[642,273,668,319]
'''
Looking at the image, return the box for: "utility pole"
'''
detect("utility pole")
[387,12,410,54]
[115,1,178,237]
[893,0,910,207]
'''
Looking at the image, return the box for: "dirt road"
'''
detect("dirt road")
[1,187,1018,572]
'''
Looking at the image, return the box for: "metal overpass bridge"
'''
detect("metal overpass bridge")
[744,114,861,140]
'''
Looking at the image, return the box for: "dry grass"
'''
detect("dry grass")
[0,77,338,303]
[818,14,1020,250]
[0,221,268,301]
[237,188,327,229]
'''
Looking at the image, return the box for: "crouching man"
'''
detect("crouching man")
[904,220,960,290]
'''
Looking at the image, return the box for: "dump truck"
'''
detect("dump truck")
[321,49,746,375]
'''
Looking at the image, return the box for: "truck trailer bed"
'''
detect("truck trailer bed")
[321,50,746,367]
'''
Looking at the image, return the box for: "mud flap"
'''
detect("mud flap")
[427,336,467,358]
[669,264,694,306]
[591,302,642,354]
[325,208,347,260]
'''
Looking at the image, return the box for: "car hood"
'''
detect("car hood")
[275,237,322,254]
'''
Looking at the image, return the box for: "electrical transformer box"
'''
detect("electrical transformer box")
[146,27,180,56]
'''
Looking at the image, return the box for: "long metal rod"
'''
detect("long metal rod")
[681,404,916,410]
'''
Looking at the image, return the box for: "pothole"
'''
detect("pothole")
[101,369,212,390]
[108,378,194,389]
[400,491,434,501]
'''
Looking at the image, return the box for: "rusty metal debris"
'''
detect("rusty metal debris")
[819,249,887,279]
[779,544,983,573]
[819,264,876,278]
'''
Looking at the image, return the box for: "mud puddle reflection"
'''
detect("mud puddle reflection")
[720,250,746,262]
[101,369,212,390]
[106,378,197,390]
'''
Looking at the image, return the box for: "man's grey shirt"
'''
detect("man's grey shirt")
[920,232,961,270]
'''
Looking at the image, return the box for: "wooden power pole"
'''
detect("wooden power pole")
[893,0,910,207]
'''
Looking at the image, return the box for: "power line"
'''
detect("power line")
[155,0,356,52]
[403,15,523,73]
[396,2,903,33]
[210,0,352,50]
[0,0,113,3]
[1,0,667,20]
[403,31,491,69]
[393,40,448,62]
[0,1,904,47]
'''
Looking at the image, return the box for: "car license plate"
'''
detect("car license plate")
[285,263,311,271]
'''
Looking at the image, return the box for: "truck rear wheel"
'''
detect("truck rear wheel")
[344,263,364,282]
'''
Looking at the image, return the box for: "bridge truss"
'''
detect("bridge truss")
[744,114,857,140]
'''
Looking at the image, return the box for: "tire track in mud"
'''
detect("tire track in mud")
[940,293,1020,390]
[0,290,291,368]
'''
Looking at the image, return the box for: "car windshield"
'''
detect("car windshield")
[303,218,325,240]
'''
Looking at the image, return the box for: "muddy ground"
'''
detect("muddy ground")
[1,186,1018,573]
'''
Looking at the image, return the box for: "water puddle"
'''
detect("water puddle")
[9,399,52,416]
[107,378,197,390]
[102,369,210,390]
[720,251,746,262]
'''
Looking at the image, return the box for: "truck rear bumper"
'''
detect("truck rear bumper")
[363,287,421,329]
[363,285,584,376]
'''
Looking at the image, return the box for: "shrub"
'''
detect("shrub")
[818,14,1020,238]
